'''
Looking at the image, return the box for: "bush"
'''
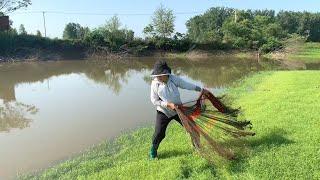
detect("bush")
[260,37,282,53]
[0,31,86,58]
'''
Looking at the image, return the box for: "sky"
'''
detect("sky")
[7,0,320,38]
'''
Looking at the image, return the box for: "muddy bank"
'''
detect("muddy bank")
[0,47,87,62]
[0,48,260,62]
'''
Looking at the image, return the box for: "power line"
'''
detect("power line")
[9,10,205,16]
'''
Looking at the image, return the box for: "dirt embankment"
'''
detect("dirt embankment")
[265,36,306,60]
[1,48,260,62]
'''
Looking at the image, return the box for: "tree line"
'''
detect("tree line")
[1,2,320,57]
[52,6,320,53]
[186,7,320,52]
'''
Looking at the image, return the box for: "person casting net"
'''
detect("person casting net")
[149,60,255,160]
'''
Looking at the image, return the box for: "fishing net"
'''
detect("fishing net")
[176,90,255,160]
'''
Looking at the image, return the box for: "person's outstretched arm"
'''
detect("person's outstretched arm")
[172,75,202,91]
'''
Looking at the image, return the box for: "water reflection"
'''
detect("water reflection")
[0,101,38,132]
[84,61,131,94]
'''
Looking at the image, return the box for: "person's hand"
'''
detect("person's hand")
[167,102,176,110]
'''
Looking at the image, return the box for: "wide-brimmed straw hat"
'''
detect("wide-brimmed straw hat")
[151,60,172,77]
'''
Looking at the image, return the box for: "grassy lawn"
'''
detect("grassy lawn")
[20,71,320,180]
[288,42,320,62]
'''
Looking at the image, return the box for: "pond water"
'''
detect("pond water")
[0,57,314,179]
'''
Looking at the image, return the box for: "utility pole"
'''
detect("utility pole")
[234,10,237,23]
[42,11,47,37]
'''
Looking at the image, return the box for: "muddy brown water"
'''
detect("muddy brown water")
[0,57,316,179]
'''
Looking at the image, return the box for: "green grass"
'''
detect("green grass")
[288,42,320,62]
[19,71,320,179]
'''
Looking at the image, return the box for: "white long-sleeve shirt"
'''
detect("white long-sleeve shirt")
[150,75,202,118]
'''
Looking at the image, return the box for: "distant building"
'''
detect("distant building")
[0,16,10,31]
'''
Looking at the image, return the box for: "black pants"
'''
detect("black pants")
[152,111,183,149]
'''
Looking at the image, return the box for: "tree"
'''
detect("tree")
[36,30,41,37]
[186,7,233,43]
[144,4,175,38]
[222,18,252,48]
[300,12,320,42]
[18,24,26,34]
[105,15,121,33]
[84,16,135,50]
[102,16,134,49]
[83,29,106,48]
[277,11,300,34]
[8,27,17,34]
[0,0,31,14]
[80,26,90,39]
[63,23,80,39]
[310,14,320,41]
[63,23,89,40]
[143,24,155,38]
